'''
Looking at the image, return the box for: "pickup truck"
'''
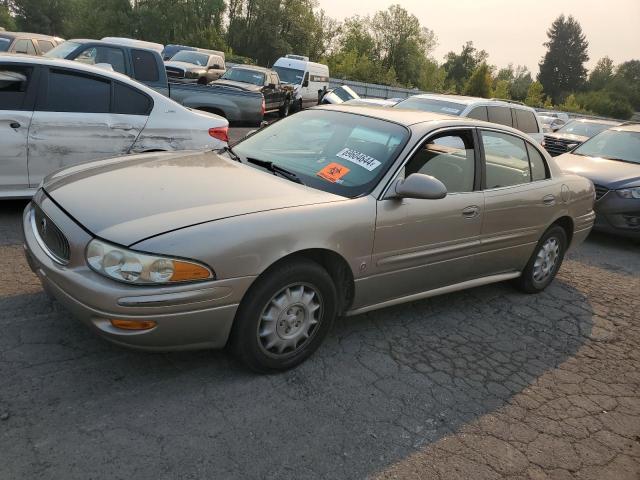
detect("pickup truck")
[214,65,294,117]
[45,39,265,126]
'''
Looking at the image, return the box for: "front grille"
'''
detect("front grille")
[165,67,185,79]
[594,184,609,201]
[543,136,581,157]
[31,205,70,264]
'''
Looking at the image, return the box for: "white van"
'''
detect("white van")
[273,54,329,111]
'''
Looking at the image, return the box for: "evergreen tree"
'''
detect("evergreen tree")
[538,15,589,104]
[464,63,492,98]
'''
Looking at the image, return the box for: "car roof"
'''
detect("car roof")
[65,38,160,53]
[0,53,144,86]
[567,118,621,126]
[0,31,61,40]
[229,64,272,73]
[613,123,640,133]
[404,93,533,110]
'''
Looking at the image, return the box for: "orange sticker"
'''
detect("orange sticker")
[317,162,350,183]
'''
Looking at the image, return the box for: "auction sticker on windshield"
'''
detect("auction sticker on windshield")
[317,162,350,183]
[336,148,382,171]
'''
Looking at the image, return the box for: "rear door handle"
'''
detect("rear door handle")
[542,194,556,206]
[109,123,134,131]
[9,121,21,129]
[462,205,480,218]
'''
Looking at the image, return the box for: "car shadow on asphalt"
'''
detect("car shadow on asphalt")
[0,271,595,478]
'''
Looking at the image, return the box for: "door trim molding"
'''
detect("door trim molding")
[346,271,521,316]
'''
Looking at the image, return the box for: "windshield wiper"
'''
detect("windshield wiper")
[219,145,241,162]
[246,157,305,185]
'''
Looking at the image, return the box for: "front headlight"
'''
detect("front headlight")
[617,187,640,199]
[86,239,213,285]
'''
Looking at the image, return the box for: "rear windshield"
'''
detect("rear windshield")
[557,121,614,137]
[44,40,81,58]
[221,68,265,86]
[170,51,209,66]
[232,109,410,198]
[574,130,640,164]
[394,97,465,116]
[0,37,11,52]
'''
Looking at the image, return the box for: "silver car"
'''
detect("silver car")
[23,106,596,372]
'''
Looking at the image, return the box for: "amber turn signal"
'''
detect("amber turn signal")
[170,261,212,282]
[110,319,157,331]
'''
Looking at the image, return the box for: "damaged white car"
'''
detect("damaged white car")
[0,55,228,199]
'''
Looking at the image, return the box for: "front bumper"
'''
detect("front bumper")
[593,191,640,239]
[23,191,255,351]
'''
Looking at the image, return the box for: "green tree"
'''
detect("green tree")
[464,63,492,98]
[524,81,545,107]
[538,15,589,103]
[558,94,585,114]
[493,79,510,100]
[0,3,16,30]
[577,90,632,119]
[442,41,488,93]
[9,0,75,36]
[588,56,614,91]
[69,0,133,39]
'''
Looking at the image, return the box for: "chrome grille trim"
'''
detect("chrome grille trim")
[30,205,70,265]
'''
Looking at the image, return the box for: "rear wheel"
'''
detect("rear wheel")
[516,225,567,293]
[231,259,337,372]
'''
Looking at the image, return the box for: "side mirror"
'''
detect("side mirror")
[210,64,221,70]
[267,83,277,89]
[392,173,447,200]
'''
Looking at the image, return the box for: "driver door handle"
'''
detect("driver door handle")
[462,205,480,219]
[9,121,21,129]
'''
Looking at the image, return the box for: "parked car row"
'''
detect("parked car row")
[0,31,64,55]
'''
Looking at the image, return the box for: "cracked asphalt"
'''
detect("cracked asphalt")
[1,157,639,479]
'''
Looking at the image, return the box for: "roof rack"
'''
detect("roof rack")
[489,98,526,106]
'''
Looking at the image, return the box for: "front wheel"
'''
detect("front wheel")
[231,259,338,372]
[516,225,567,293]
[279,98,290,118]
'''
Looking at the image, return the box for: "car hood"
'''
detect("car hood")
[212,79,262,92]
[545,132,589,143]
[165,61,205,72]
[555,152,640,188]
[43,151,344,246]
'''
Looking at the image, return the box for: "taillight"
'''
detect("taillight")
[208,126,228,143]
[261,98,266,115]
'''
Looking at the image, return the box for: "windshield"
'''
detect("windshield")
[573,130,640,164]
[557,121,614,137]
[44,40,81,58]
[170,51,209,66]
[233,110,410,198]
[0,37,10,52]
[394,98,465,116]
[221,68,265,86]
[273,66,304,84]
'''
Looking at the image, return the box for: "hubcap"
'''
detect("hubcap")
[257,283,322,356]
[533,237,560,283]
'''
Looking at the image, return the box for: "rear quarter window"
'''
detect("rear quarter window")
[132,49,159,82]
[515,109,539,134]
[487,106,513,127]
[37,40,55,54]
[112,82,153,115]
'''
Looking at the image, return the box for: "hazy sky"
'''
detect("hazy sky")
[317,0,640,74]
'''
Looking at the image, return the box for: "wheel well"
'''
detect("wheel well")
[194,107,226,118]
[259,249,355,314]
[551,216,574,245]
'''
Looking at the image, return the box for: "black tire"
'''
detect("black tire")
[231,259,338,373]
[515,225,568,293]
[279,97,290,118]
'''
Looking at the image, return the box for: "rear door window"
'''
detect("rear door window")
[132,49,159,82]
[514,109,539,134]
[13,39,32,54]
[112,82,152,115]
[37,40,55,54]
[487,106,513,127]
[0,65,33,110]
[42,69,111,113]
[467,106,488,121]
[481,130,531,189]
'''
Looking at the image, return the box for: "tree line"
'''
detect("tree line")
[1,1,638,119]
